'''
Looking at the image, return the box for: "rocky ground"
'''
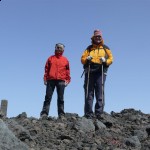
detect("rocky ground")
[0,108,150,150]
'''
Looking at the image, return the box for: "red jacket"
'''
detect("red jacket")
[44,55,71,83]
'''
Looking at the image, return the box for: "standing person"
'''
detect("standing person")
[81,29,113,119]
[40,43,71,119]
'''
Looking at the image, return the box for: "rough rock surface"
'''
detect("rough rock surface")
[0,109,150,150]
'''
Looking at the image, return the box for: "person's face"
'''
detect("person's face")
[55,46,63,51]
[55,46,64,56]
[93,35,102,45]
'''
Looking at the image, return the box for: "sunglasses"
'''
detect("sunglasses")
[94,36,101,38]
[55,47,63,51]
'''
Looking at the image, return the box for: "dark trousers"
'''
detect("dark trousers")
[40,80,65,116]
[84,71,106,116]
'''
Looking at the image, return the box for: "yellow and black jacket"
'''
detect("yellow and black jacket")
[81,44,113,73]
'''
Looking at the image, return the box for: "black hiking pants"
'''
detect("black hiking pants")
[84,71,106,117]
[40,80,65,116]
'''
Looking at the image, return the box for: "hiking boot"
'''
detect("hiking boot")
[84,114,95,119]
[96,114,104,120]
[58,114,66,121]
[40,113,48,120]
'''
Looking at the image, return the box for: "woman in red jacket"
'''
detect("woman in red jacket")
[40,43,71,119]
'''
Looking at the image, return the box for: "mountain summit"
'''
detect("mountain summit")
[0,109,150,150]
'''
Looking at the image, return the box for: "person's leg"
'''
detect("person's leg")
[84,73,95,118]
[56,80,65,116]
[40,80,55,116]
[94,72,106,116]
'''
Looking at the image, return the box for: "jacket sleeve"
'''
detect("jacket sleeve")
[43,58,50,81]
[81,49,89,65]
[65,60,71,83]
[105,48,113,66]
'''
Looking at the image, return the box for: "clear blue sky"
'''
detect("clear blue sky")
[0,0,150,118]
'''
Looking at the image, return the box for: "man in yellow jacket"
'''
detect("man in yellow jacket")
[81,29,113,119]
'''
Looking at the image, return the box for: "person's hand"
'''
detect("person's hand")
[100,57,106,63]
[65,81,69,87]
[86,56,93,60]
[44,80,47,85]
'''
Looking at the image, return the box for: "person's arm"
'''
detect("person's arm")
[43,58,50,85]
[65,60,71,86]
[105,48,113,66]
[81,49,90,65]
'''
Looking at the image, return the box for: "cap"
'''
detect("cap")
[93,29,102,36]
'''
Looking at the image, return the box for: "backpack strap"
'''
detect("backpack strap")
[86,45,93,55]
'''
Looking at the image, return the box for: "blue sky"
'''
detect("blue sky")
[0,0,150,118]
